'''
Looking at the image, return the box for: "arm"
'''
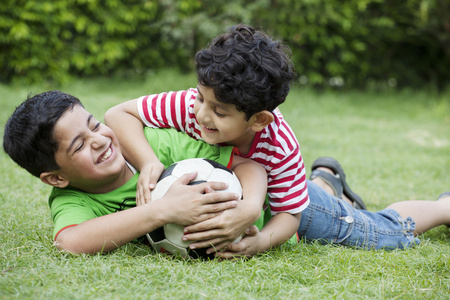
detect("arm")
[214,212,301,259]
[55,173,240,254]
[105,100,164,205]
[182,155,267,250]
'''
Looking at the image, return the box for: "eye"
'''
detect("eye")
[196,96,204,103]
[214,110,225,117]
[75,141,85,153]
[92,122,101,131]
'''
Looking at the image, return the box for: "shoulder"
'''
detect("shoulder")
[259,111,300,155]
[48,186,87,207]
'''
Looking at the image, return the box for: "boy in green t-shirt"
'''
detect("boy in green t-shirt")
[3,90,266,254]
[4,90,450,257]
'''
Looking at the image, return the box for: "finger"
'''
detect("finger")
[214,250,246,260]
[206,181,229,191]
[222,241,247,253]
[176,172,198,185]
[143,187,152,203]
[188,238,225,251]
[182,229,222,242]
[205,241,232,254]
[192,212,222,224]
[244,225,259,236]
[149,173,160,191]
[184,217,219,233]
[201,191,239,205]
[136,188,144,206]
[197,202,236,217]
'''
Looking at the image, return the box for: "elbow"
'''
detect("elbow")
[54,228,109,255]
[54,235,84,254]
[253,208,262,224]
[104,106,119,127]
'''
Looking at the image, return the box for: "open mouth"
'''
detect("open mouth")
[202,125,218,133]
[97,146,112,163]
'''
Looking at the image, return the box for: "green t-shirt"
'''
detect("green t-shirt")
[49,128,234,239]
[48,127,297,245]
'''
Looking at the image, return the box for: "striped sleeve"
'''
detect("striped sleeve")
[136,88,202,140]
[251,115,309,215]
[266,147,309,214]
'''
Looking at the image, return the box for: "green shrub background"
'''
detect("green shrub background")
[1,0,449,89]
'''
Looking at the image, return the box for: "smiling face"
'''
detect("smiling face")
[48,104,132,193]
[194,84,258,154]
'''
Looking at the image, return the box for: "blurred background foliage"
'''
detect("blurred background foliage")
[1,0,449,89]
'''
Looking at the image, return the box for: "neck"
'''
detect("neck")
[71,164,134,194]
[230,130,257,156]
[103,164,135,193]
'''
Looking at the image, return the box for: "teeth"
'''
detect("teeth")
[99,148,112,162]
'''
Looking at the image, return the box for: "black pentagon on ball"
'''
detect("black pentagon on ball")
[188,247,215,260]
[148,226,166,243]
[157,158,232,184]
[202,158,232,174]
[157,163,177,181]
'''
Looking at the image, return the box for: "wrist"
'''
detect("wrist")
[257,231,276,252]
[143,200,168,228]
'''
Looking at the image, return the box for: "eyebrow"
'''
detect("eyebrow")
[66,114,94,154]
[196,85,228,111]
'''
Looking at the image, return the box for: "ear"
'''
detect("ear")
[40,171,69,188]
[250,110,274,132]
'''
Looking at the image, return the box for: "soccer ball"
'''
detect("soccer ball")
[146,158,243,259]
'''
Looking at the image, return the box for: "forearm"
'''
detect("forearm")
[55,202,166,254]
[258,212,300,252]
[105,100,159,170]
[231,157,267,224]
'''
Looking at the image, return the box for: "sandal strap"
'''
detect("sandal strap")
[437,192,450,200]
[310,157,367,210]
[310,169,343,199]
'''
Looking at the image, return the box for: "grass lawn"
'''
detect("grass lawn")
[1,70,449,299]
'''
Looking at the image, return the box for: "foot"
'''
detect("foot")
[310,157,367,210]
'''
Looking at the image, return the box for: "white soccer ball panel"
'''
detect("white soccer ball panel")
[164,223,191,248]
[146,233,189,257]
[171,158,214,181]
[207,169,242,200]
[151,175,178,201]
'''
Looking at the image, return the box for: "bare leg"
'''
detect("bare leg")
[386,195,450,236]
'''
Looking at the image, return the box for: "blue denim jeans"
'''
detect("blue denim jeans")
[297,180,420,250]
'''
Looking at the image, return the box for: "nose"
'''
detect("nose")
[196,102,211,123]
[90,132,108,149]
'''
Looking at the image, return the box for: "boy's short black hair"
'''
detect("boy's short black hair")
[3,90,83,177]
[195,24,296,120]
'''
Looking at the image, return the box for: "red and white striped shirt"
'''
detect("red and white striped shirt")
[137,88,309,215]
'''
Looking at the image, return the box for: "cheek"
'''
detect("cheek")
[75,154,94,170]
[193,101,200,116]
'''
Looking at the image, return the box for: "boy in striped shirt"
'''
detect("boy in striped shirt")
[106,24,308,257]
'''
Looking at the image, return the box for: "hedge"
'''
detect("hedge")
[256,0,450,89]
[1,0,449,89]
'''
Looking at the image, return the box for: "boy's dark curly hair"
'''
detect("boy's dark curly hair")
[195,24,296,120]
[3,90,82,177]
